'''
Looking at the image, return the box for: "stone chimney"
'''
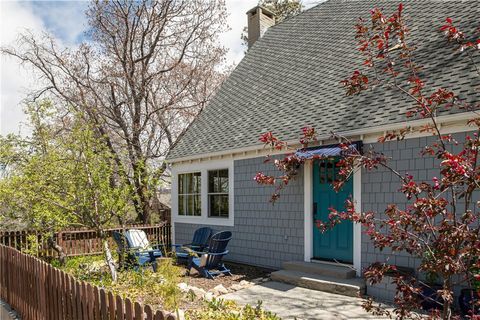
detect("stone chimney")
[247,6,276,49]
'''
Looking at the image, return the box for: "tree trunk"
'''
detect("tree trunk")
[103,238,117,282]
[47,236,66,265]
[132,158,151,224]
[442,279,452,320]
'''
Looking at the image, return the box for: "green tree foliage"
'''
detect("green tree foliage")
[0,101,132,279]
[261,0,303,22]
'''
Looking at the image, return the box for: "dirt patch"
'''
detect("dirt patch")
[180,262,274,291]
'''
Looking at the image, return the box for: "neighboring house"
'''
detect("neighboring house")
[167,1,479,301]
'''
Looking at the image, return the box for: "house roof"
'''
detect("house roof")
[167,0,479,161]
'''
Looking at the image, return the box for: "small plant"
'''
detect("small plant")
[186,298,281,320]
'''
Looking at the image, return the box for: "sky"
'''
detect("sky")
[0,0,318,136]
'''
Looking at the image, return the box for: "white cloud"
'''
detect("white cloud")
[0,1,46,135]
[221,0,258,66]
[0,1,88,136]
[27,1,88,45]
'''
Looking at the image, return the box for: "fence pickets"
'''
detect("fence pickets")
[0,224,172,258]
[0,245,176,320]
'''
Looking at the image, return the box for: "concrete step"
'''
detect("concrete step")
[271,269,365,297]
[283,261,356,279]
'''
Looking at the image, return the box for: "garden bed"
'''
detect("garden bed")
[57,254,277,319]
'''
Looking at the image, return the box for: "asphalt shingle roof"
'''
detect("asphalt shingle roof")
[168,0,480,161]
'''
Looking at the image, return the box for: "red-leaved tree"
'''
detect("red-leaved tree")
[255,4,479,319]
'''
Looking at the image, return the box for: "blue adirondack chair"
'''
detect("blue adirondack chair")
[172,227,213,262]
[112,229,162,272]
[187,231,232,279]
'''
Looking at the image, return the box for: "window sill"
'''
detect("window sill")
[173,215,234,227]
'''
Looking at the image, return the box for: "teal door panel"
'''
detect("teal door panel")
[313,159,353,263]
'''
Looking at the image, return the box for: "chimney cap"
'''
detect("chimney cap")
[246,5,276,18]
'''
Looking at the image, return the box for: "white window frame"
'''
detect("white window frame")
[177,172,202,217]
[207,169,230,218]
[171,158,234,226]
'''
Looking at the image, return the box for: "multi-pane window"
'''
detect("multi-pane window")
[318,160,337,184]
[208,169,229,218]
[178,172,201,216]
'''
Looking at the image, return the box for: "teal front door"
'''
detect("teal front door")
[313,159,353,263]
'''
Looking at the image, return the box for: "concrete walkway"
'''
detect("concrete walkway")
[222,281,388,320]
[0,299,20,320]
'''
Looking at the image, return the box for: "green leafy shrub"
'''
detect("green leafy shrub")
[186,298,281,320]
[62,254,113,285]
[22,234,40,256]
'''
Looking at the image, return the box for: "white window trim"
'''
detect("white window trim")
[171,158,234,226]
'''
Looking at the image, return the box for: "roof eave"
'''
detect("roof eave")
[166,111,476,164]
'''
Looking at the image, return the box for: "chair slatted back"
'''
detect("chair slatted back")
[125,229,151,250]
[191,227,213,249]
[205,231,232,268]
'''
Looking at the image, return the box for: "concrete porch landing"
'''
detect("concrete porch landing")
[221,281,387,320]
[271,261,366,297]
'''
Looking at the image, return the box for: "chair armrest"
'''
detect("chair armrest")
[182,247,206,258]
[135,248,161,255]
[149,243,164,250]
[200,250,228,257]
[208,250,229,256]
[172,243,194,248]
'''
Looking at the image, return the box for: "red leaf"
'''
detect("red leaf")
[446,17,452,24]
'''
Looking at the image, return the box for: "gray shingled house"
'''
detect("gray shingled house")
[166,0,479,301]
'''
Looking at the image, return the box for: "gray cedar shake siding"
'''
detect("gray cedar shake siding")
[362,131,473,301]
[174,156,305,269]
[174,132,474,301]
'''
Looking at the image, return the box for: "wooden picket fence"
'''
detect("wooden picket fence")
[0,224,172,258]
[0,245,176,320]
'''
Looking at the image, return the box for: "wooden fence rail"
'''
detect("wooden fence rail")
[0,224,172,258]
[0,245,176,320]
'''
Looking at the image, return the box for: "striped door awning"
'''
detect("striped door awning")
[295,142,361,160]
